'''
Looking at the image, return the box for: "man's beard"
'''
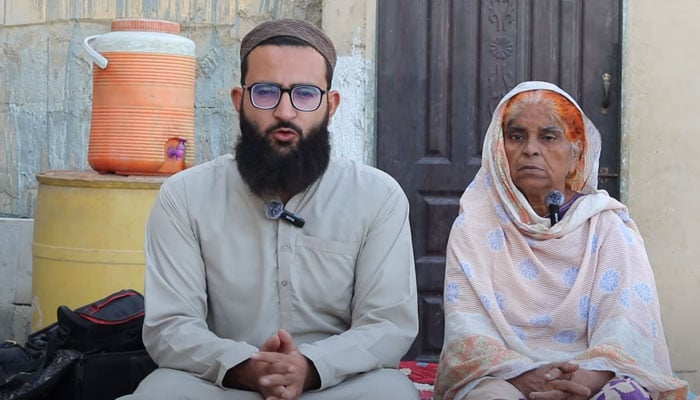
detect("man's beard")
[235,109,331,198]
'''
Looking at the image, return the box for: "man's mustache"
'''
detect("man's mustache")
[265,121,303,136]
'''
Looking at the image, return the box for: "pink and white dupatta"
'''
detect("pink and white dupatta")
[434,82,688,400]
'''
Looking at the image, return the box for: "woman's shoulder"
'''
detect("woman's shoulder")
[573,191,631,225]
[588,201,647,249]
[597,206,634,226]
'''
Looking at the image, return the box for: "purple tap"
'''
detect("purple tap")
[167,139,187,160]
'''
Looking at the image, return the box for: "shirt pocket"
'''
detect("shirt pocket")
[294,234,360,320]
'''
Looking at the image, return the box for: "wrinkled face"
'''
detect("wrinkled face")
[503,102,578,200]
[232,45,339,155]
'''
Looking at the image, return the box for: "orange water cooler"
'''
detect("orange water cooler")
[83,19,196,175]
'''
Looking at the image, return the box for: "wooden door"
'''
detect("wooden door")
[377,0,622,362]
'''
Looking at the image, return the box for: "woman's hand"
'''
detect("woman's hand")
[529,368,614,400]
[507,362,591,399]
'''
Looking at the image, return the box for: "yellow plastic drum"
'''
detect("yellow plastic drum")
[31,171,165,329]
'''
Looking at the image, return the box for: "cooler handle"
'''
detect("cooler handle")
[83,35,108,69]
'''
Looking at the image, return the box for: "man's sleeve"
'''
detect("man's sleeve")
[297,183,419,389]
[141,178,257,387]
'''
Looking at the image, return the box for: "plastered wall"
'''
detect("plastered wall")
[622,0,699,390]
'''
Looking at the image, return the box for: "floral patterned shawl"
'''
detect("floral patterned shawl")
[434,81,688,400]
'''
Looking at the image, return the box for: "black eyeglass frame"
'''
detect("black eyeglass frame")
[242,82,328,112]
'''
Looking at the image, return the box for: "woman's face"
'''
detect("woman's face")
[503,101,578,203]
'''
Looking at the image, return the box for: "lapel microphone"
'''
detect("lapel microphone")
[265,200,305,228]
[545,190,565,226]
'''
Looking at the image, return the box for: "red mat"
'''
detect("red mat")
[399,361,437,400]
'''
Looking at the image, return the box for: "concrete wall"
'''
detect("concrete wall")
[0,0,697,392]
[0,218,32,342]
[622,0,700,389]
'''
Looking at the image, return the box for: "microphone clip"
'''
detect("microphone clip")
[265,200,305,228]
[545,190,565,227]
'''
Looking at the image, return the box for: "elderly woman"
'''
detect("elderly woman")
[434,81,688,400]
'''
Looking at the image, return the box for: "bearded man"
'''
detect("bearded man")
[119,19,419,400]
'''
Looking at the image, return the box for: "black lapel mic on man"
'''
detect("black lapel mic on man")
[265,200,305,228]
[545,190,565,226]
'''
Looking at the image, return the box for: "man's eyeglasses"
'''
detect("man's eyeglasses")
[243,83,327,112]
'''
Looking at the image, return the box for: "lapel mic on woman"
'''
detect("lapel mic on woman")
[546,190,565,226]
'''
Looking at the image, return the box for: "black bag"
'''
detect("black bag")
[57,289,147,354]
[0,340,43,389]
[0,289,156,400]
[52,349,157,400]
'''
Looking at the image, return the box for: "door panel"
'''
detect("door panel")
[377,0,622,362]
